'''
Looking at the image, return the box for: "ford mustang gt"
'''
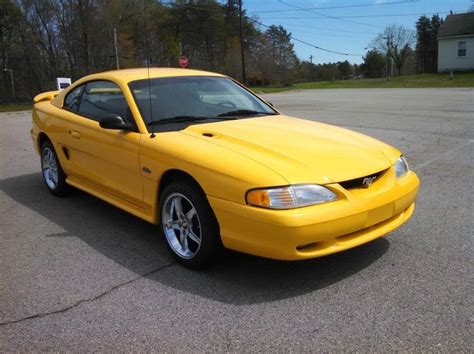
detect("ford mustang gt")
[31,68,419,267]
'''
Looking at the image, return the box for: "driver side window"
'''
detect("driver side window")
[78,80,131,123]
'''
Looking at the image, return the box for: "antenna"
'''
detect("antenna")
[144,0,155,138]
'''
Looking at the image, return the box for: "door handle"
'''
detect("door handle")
[69,130,81,139]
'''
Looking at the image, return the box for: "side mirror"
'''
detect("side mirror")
[99,114,134,131]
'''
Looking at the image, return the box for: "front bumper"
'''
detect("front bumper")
[208,169,419,260]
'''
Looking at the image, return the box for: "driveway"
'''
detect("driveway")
[0,88,472,351]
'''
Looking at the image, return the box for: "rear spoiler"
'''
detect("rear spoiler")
[33,90,60,103]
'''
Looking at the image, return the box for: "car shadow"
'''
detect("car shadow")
[0,173,390,305]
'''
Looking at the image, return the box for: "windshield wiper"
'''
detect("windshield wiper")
[147,115,236,127]
[217,109,276,117]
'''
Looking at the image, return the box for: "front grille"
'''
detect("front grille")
[339,170,384,190]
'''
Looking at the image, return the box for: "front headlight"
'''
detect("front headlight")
[395,156,409,178]
[246,184,337,209]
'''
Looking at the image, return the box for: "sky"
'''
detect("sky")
[238,0,472,64]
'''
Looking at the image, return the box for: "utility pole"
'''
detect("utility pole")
[385,35,392,81]
[309,55,315,81]
[390,56,394,79]
[238,0,246,84]
[3,69,14,99]
[113,28,120,70]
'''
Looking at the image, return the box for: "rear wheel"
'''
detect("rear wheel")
[40,140,70,196]
[159,180,221,267]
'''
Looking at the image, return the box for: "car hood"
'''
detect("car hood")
[181,115,400,184]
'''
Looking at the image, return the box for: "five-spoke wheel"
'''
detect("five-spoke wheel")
[42,146,59,190]
[162,193,202,259]
[159,180,221,267]
[40,140,69,196]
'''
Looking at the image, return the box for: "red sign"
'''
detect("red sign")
[179,56,189,68]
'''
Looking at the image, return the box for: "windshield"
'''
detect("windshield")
[128,76,277,131]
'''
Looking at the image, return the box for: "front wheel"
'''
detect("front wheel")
[40,140,70,196]
[159,181,221,267]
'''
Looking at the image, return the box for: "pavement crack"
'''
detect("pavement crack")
[411,140,473,170]
[0,263,174,327]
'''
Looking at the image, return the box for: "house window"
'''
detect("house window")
[458,41,467,57]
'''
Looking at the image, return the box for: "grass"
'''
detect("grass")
[252,72,474,93]
[0,103,32,113]
[1,72,472,111]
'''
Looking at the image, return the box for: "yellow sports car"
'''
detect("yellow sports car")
[31,68,419,267]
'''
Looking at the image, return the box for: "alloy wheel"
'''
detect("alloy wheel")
[162,192,202,259]
[42,146,59,190]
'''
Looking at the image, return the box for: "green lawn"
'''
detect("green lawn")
[252,72,474,93]
[1,73,472,112]
[0,103,32,113]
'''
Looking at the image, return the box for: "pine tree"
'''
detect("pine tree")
[429,15,443,72]
[416,14,443,73]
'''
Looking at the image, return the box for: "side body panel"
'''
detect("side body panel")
[33,95,145,213]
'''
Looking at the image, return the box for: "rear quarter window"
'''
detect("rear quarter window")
[64,85,85,112]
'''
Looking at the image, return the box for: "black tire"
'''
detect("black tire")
[159,180,222,268]
[40,140,70,197]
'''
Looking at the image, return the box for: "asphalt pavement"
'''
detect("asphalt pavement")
[0,88,472,351]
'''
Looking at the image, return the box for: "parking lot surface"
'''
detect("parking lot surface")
[1,88,472,351]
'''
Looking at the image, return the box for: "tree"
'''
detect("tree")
[372,25,415,75]
[0,0,22,98]
[352,63,361,77]
[337,60,352,79]
[415,15,431,73]
[416,14,443,73]
[361,50,386,78]
[257,25,298,84]
[2,0,357,99]
[429,15,443,72]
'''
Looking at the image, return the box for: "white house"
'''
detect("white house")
[437,12,474,72]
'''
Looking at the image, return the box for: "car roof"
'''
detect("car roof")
[85,68,226,84]
[49,67,229,110]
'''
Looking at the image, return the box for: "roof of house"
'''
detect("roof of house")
[438,12,474,38]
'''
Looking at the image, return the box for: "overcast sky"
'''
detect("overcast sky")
[239,0,472,64]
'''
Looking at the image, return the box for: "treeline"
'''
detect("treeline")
[359,15,443,79]
[294,60,357,82]
[0,0,446,100]
[1,0,300,100]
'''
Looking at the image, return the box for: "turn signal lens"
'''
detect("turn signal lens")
[246,185,337,209]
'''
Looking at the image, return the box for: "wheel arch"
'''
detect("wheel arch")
[37,132,51,151]
[158,169,206,202]
[157,169,220,229]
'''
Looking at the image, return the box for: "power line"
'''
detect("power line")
[275,22,379,36]
[168,2,364,57]
[283,27,372,39]
[264,11,453,20]
[255,0,420,13]
[277,0,386,29]
[248,17,364,56]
